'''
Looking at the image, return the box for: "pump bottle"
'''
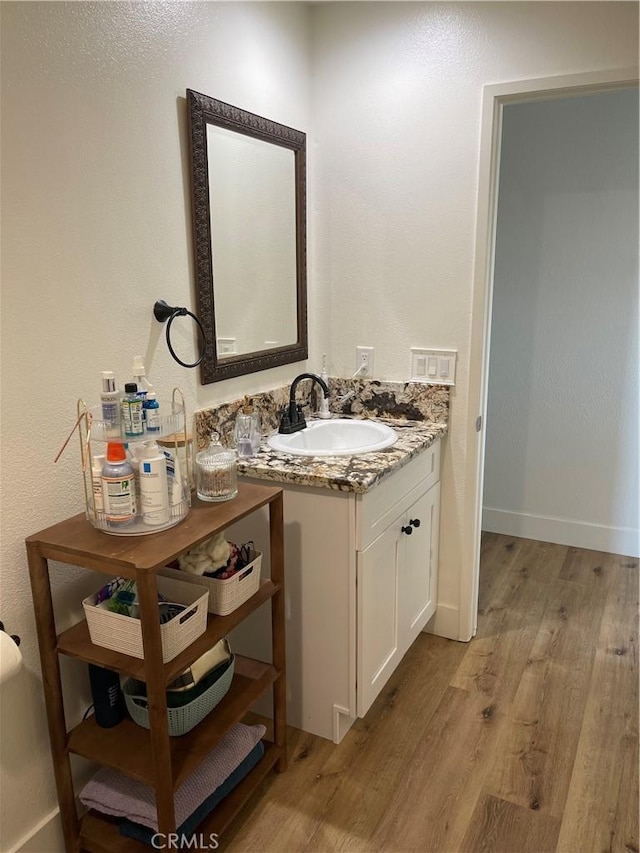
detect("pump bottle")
[131,356,152,402]
[318,354,331,418]
[234,397,261,457]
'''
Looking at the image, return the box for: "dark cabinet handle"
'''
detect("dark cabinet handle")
[410,519,421,528]
[401,525,413,535]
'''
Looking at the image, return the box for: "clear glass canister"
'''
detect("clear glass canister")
[196,436,238,502]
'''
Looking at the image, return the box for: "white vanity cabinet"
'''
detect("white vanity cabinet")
[227,439,441,743]
[356,440,440,716]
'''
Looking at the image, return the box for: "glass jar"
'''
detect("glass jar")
[196,436,238,502]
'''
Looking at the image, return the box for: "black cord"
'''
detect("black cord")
[165,307,206,369]
[83,704,94,721]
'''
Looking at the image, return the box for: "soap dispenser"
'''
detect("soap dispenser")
[234,397,261,457]
[318,355,331,419]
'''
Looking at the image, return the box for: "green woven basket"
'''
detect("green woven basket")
[123,655,235,736]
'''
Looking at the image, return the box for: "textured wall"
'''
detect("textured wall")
[0,3,311,849]
[310,1,639,613]
[1,1,638,847]
[483,90,639,555]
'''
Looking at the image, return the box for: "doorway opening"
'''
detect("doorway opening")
[461,68,639,641]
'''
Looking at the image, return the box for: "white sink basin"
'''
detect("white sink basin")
[267,418,398,457]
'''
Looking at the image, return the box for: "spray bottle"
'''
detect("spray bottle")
[131,357,152,403]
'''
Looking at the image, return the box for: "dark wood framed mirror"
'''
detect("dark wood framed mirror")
[187,89,308,383]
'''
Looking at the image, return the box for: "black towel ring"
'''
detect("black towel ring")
[153,300,206,369]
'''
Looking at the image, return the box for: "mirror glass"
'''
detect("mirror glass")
[187,90,307,383]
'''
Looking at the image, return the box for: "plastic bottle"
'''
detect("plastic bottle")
[101,443,136,527]
[121,383,144,437]
[100,371,120,436]
[91,454,106,516]
[139,440,169,526]
[127,443,142,511]
[234,397,261,457]
[131,356,152,402]
[163,447,186,506]
[143,391,161,432]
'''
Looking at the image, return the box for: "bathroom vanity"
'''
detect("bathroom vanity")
[222,418,444,744]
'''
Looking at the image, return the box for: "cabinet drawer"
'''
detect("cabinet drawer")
[356,440,440,550]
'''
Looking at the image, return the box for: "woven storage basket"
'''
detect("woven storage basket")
[161,551,262,616]
[123,655,235,736]
[82,576,208,662]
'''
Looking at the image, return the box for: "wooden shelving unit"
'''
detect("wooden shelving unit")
[26,482,286,853]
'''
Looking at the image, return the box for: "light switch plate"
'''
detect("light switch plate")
[410,348,457,385]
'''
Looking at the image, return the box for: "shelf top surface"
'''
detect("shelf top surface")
[26,482,282,572]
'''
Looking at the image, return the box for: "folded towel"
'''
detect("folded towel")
[119,741,265,846]
[79,722,265,830]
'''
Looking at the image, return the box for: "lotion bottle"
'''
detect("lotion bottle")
[139,440,169,525]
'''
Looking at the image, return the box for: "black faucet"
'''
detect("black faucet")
[279,373,330,434]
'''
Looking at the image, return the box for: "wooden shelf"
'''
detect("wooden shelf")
[68,657,280,788]
[79,743,281,853]
[57,580,279,683]
[27,481,286,850]
[26,482,282,575]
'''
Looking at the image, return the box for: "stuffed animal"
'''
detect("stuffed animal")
[179,532,231,576]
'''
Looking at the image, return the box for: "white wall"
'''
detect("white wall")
[0,4,312,850]
[310,1,638,630]
[1,2,638,848]
[483,90,639,557]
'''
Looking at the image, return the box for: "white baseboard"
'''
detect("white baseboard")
[11,806,64,853]
[483,507,640,558]
[425,603,461,641]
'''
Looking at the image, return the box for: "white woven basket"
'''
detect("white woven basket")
[82,576,208,662]
[160,551,262,616]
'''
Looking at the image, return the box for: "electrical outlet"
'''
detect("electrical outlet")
[217,337,237,356]
[356,346,374,378]
[410,348,457,385]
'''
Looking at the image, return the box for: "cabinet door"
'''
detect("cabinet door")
[356,522,404,718]
[400,482,440,653]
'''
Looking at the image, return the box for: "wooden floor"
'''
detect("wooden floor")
[224,534,639,853]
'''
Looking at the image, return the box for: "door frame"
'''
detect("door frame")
[460,67,639,642]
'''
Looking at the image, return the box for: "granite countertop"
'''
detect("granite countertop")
[235,416,447,494]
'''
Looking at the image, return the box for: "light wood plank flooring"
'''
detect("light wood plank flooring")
[224,535,639,853]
